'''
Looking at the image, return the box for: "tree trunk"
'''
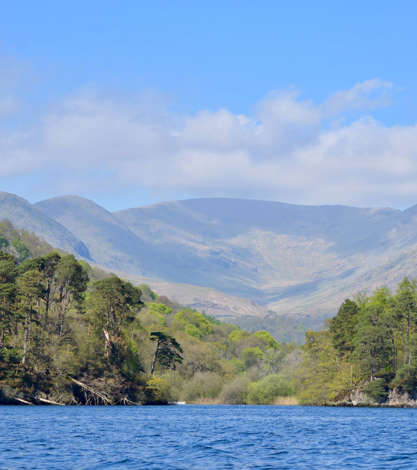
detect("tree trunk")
[103,328,111,359]
[44,280,51,328]
[22,310,29,365]
[406,312,411,365]
[151,340,161,375]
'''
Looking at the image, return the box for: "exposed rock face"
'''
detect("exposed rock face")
[387,389,417,407]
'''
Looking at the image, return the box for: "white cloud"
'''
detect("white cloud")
[1,79,417,208]
[322,79,394,116]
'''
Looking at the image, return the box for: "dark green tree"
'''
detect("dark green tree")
[55,255,88,336]
[394,278,417,365]
[88,276,142,359]
[17,269,44,365]
[329,299,359,357]
[0,252,18,347]
[150,331,183,375]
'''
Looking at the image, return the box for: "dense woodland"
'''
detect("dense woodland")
[2,218,417,406]
[298,279,417,405]
[0,220,298,405]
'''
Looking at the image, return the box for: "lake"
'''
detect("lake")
[1,405,417,469]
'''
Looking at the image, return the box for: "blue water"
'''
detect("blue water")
[1,405,417,469]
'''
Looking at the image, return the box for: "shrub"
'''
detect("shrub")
[183,372,223,402]
[242,347,263,368]
[392,364,417,398]
[247,374,295,404]
[144,377,170,404]
[253,331,280,350]
[364,379,388,403]
[220,377,250,404]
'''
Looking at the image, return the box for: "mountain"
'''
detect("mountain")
[112,198,417,317]
[1,191,416,331]
[0,192,90,258]
[34,195,157,275]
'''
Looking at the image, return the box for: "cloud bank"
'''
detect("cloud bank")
[1,77,417,208]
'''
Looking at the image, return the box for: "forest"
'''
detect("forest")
[298,278,417,405]
[2,217,417,406]
[0,220,298,405]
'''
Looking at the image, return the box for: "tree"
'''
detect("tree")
[21,252,61,327]
[329,299,359,357]
[88,276,142,359]
[354,301,394,381]
[0,252,18,347]
[17,269,44,365]
[395,278,417,365]
[150,331,183,375]
[55,255,88,336]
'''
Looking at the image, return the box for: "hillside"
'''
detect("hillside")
[0,192,90,259]
[38,196,417,315]
[0,230,297,405]
[1,191,417,334]
[35,195,151,274]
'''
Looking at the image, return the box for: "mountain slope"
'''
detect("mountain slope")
[8,192,417,323]
[115,198,417,314]
[35,195,151,274]
[0,192,90,258]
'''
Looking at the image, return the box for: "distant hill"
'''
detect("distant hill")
[2,191,417,334]
[0,192,90,259]
[35,195,151,274]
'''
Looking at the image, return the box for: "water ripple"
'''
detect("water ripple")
[2,405,417,469]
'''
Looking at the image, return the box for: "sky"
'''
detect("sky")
[1,1,417,210]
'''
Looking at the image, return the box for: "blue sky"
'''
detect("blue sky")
[1,1,417,210]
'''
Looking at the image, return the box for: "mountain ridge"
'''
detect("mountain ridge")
[3,191,417,328]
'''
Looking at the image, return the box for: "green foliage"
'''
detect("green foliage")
[150,331,183,374]
[138,284,157,302]
[242,347,263,368]
[0,222,296,406]
[247,374,294,404]
[329,299,359,356]
[148,302,172,316]
[144,377,170,404]
[11,238,30,262]
[228,329,249,342]
[183,372,223,402]
[173,309,213,339]
[253,330,280,350]
[299,278,417,405]
[392,363,417,397]
[219,376,250,404]
[298,330,353,405]
[364,379,389,403]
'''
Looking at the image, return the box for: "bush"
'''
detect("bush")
[173,310,212,339]
[247,374,294,404]
[364,379,388,403]
[144,377,170,404]
[253,331,280,350]
[392,364,417,398]
[183,372,223,402]
[242,347,263,368]
[220,377,250,404]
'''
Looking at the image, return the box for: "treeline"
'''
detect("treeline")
[298,278,417,404]
[0,223,298,405]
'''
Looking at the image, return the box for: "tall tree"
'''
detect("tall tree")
[20,252,61,327]
[17,269,44,365]
[329,299,359,357]
[88,276,142,359]
[150,331,183,375]
[395,278,417,365]
[0,252,18,347]
[54,255,88,336]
